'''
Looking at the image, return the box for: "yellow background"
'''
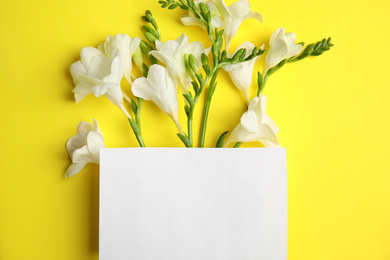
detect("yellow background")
[0,0,389,259]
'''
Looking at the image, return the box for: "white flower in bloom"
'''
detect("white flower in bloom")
[100,33,141,84]
[70,47,131,118]
[149,34,209,94]
[181,0,223,30]
[263,27,303,76]
[223,41,264,104]
[132,64,184,134]
[224,95,280,147]
[65,119,106,178]
[214,0,262,51]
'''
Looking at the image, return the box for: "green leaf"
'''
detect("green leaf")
[215,131,229,148]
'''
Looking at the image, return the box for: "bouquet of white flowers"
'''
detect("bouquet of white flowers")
[65,0,333,177]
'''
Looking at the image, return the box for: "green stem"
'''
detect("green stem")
[187,105,194,146]
[233,142,243,148]
[128,118,145,147]
[199,68,220,147]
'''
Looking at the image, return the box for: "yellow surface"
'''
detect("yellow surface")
[0,0,389,259]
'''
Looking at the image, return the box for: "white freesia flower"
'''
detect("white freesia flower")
[65,119,106,178]
[224,95,280,147]
[223,41,264,104]
[132,64,184,134]
[70,47,131,118]
[100,33,141,84]
[214,0,262,51]
[149,34,209,94]
[181,0,223,30]
[263,27,303,76]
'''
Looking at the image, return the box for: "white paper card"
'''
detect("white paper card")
[100,148,287,260]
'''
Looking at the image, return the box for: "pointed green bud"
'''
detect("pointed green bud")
[215,131,229,148]
[211,44,219,64]
[220,50,227,62]
[169,3,180,9]
[231,48,245,62]
[188,54,199,74]
[145,32,157,45]
[201,53,209,66]
[191,81,199,93]
[142,64,149,77]
[143,25,159,39]
[140,40,152,55]
[133,48,144,73]
[184,54,197,81]
[199,2,208,15]
[179,5,189,10]
[184,105,191,117]
[177,133,192,147]
[257,71,264,95]
[196,74,204,87]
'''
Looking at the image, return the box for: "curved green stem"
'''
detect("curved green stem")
[199,68,220,147]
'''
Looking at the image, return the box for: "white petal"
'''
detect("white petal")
[131,77,157,101]
[104,54,123,84]
[91,84,109,97]
[255,124,280,147]
[214,0,230,17]
[92,118,103,136]
[66,133,87,158]
[87,131,105,157]
[87,55,112,80]
[104,84,125,108]
[65,161,88,178]
[129,37,142,56]
[244,11,263,22]
[229,0,251,17]
[80,47,104,68]
[73,81,93,95]
[72,145,97,164]
[240,110,259,133]
[70,61,86,84]
[269,27,285,46]
[264,39,288,74]
[78,121,93,134]
[180,16,207,30]
[248,96,263,124]
[74,93,88,103]
[211,15,224,28]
